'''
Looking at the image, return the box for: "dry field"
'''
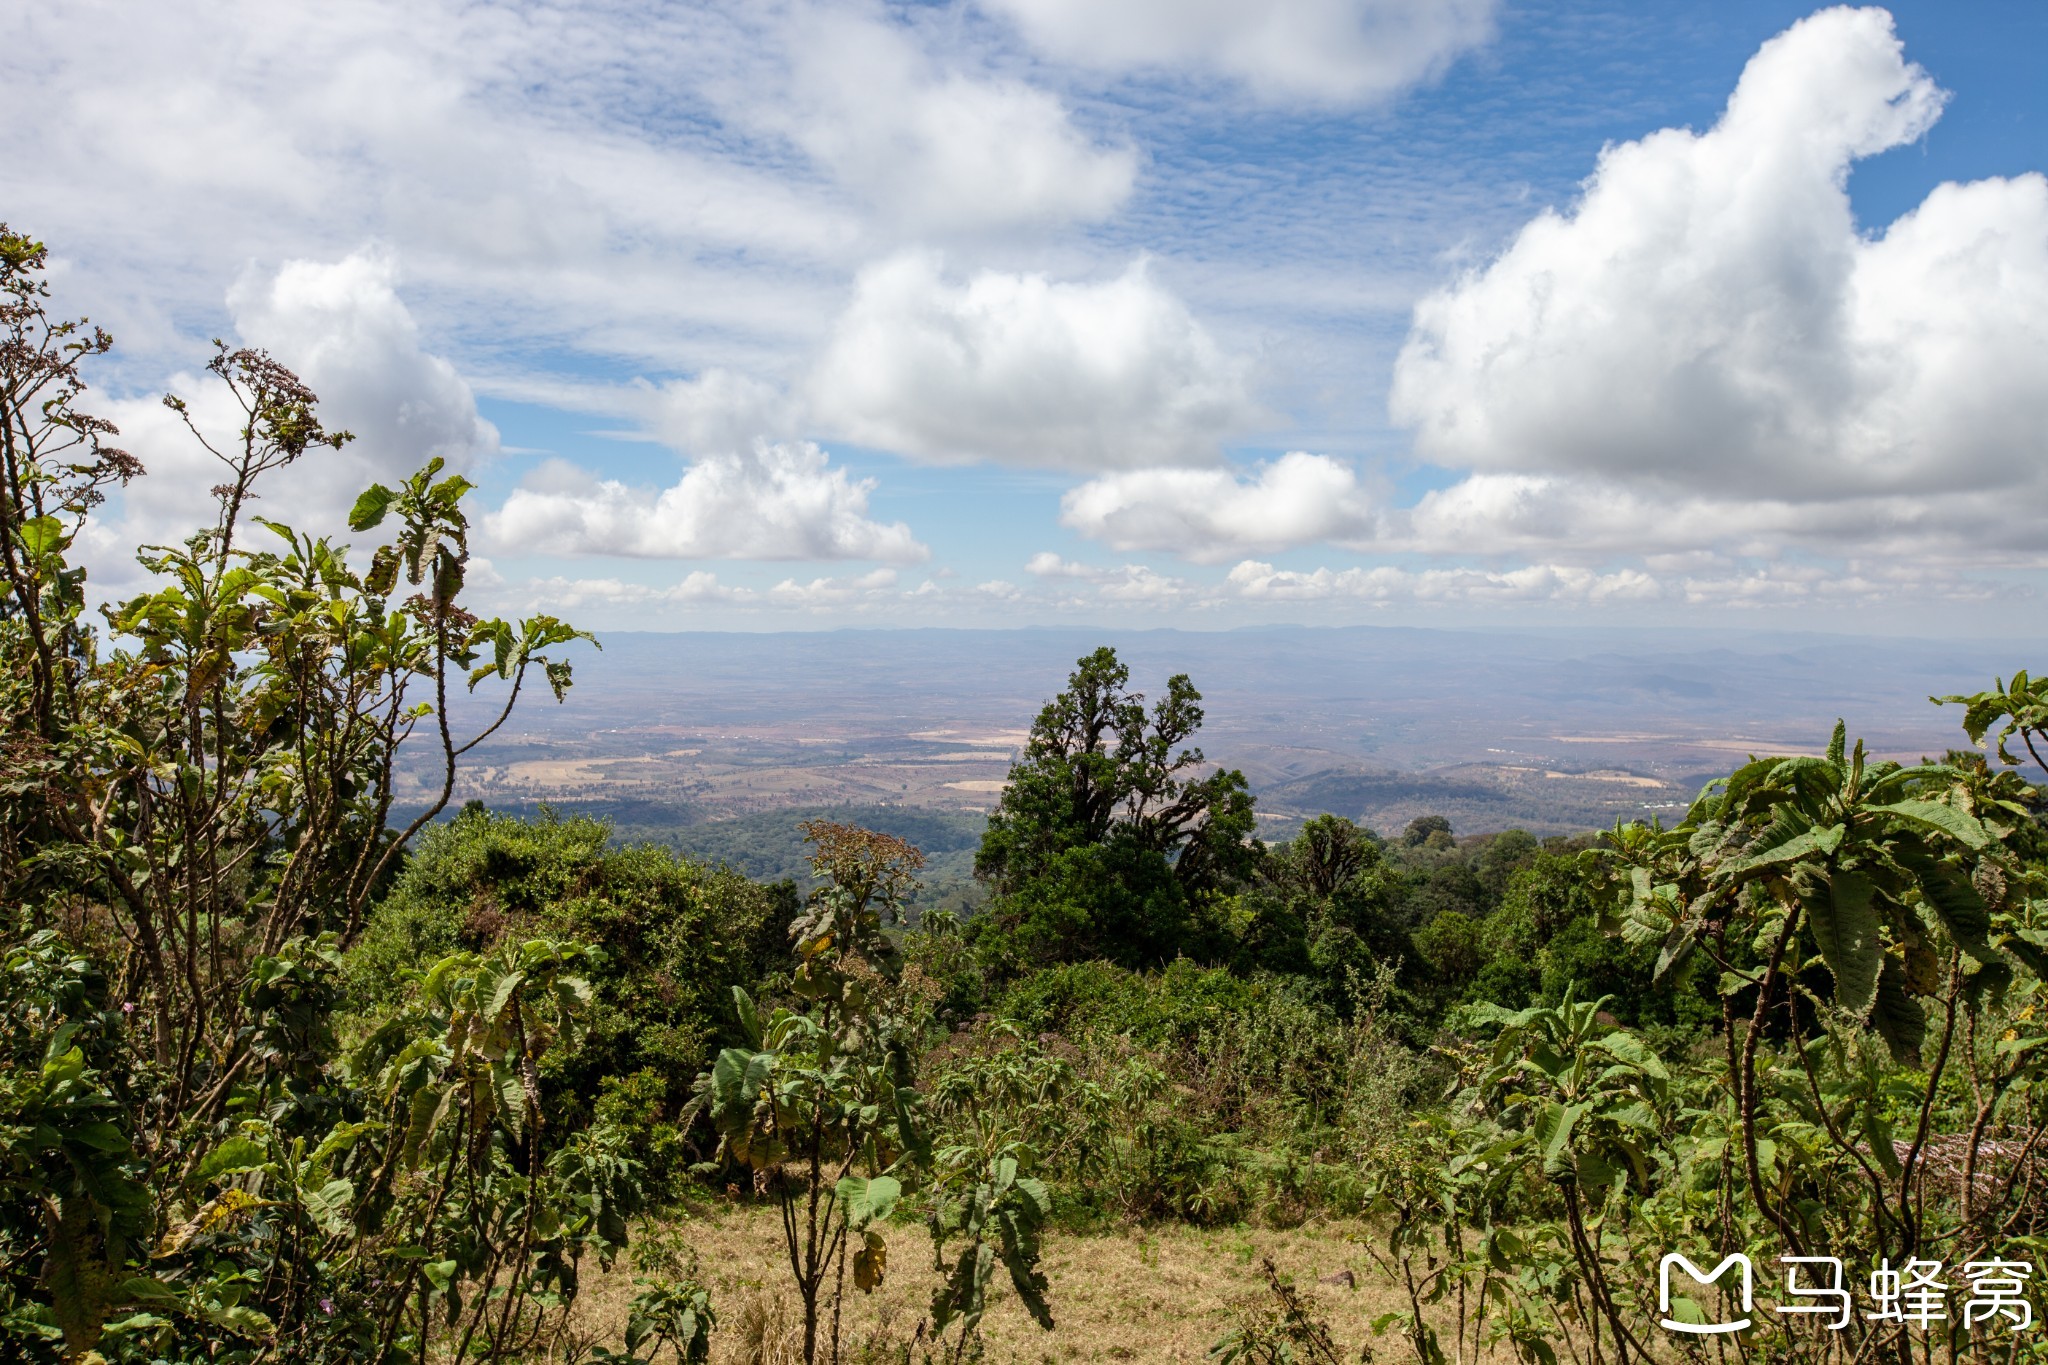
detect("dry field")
[567,1203,1434,1363]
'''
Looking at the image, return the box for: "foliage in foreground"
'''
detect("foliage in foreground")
[0,227,611,1362]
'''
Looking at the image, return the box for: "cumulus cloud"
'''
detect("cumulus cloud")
[86,252,493,581]
[1388,6,2048,562]
[985,0,1496,104]
[1020,553,1077,578]
[767,567,900,608]
[1060,452,1381,561]
[1023,552,1192,604]
[486,441,927,563]
[810,252,1255,469]
[653,369,794,455]
[767,6,1135,232]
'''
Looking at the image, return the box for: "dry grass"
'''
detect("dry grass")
[567,1202,1426,1363]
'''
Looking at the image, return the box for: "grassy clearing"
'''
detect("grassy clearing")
[566,1203,1435,1363]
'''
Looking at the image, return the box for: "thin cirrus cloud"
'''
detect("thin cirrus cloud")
[485,443,928,564]
[3,0,1139,384]
[809,252,1256,470]
[983,0,1498,104]
[1388,5,2048,563]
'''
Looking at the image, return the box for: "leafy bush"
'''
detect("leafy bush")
[348,806,787,1182]
[939,960,1426,1225]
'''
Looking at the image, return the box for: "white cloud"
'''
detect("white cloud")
[86,251,492,581]
[513,571,753,612]
[6,0,1138,391]
[654,369,795,455]
[1388,7,2048,562]
[765,6,1136,232]
[5,2,863,366]
[1023,552,1093,578]
[767,567,900,608]
[1060,452,1381,561]
[502,566,904,615]
[228,252,493,472]
[985,0,1496,104]
[1225,559,1662,605]
[486,440,927,563]
[1022,552,1192,604]
[810,252,1255,469]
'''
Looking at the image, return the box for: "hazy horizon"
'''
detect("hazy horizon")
[431,622,2023,840]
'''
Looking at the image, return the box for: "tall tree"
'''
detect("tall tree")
[973,647,1255,968]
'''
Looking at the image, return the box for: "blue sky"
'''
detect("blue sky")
[9,1,2045,632]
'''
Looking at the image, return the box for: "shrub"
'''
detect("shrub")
[347,807,785,1175]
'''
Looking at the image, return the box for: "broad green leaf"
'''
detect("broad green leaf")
[348,483,398,531]
[303,1179,355,1237]
[1575,1151,1619,1197]
[1894,845,1998,966]
[196,1136,267,1181]
[1806,869,1882,1017]
[202,1304,274,1339]
[1871,800,1991,850]
[709,1048,753,1107]
[114,1277,179,1305]
[733,986,762,1049]
[1592,1031,1668,1080]
[1722,824,1842,879]
[837,1174,902,1227]
[486,969,525,1021]
[1536,1102,1585,1181]
[68,1121,130,1154]
[1870,959,1926,1064]
[1653,924,1695,984]
[401,1085,442,1164]
[19,514,65,558]
[496,1065,528,1140]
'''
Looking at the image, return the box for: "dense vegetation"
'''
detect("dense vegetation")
[7,227,2048,1365]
